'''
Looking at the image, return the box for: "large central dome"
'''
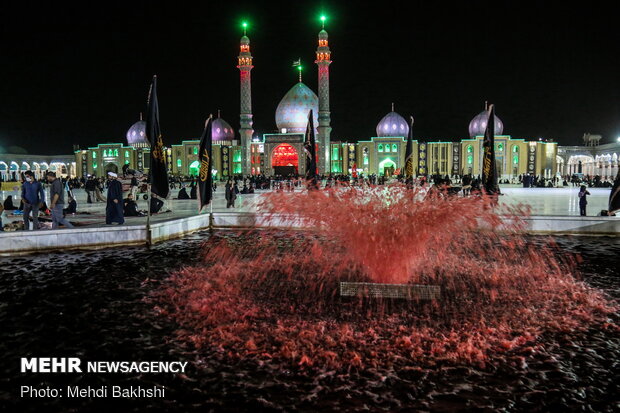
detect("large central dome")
[275,82,319,133]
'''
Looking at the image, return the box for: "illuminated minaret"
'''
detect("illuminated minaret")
[315,15,332,173]
[237,22,254,175]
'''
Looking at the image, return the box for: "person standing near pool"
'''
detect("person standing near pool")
[105,172,124,225]
[21,170,45,230]
[46,171,74,229]
[578,185,591,216]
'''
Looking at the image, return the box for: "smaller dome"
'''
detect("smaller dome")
[126,120,149,147]
[212,117,235,141]
[240,35,250,45]
[469,110,504,137]
[376,111,409,137]
[318,29,328,40]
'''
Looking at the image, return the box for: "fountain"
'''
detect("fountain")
[156,184,617,371]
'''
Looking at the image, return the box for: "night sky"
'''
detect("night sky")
[1,1,618,155]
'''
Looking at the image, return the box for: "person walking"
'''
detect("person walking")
[85,176,96,203]
[21,170,45,230]
[578,185,591,216]
[46,172,74,229]
[105,172,124,225]
[225,179,236,208]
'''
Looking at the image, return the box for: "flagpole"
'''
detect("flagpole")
[146,182,152,246]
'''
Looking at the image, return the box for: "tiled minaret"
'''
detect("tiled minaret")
[237,26,254,175]
[315,21,332,173]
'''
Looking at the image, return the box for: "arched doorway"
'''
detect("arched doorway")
[189,160,200,177]
[379,158,396,176]
[105,163,119,175]
[271,143,299,176]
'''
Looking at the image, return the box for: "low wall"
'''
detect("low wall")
[0,212,618,255]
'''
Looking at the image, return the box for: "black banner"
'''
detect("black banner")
[198,117,213,212]
[609,170,620,213]
[481,105,500,195]
[304,110,317,181]
[404,117,415,178]
[145,76,170,199]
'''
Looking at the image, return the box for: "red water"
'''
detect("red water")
[156,184,617,371]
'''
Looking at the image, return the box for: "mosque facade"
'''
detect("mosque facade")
[67,24,607,182]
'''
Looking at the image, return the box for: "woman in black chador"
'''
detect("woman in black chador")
[225,180,236,208]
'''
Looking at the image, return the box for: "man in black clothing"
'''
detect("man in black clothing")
[150,194,164,214]
[123,194,143,216]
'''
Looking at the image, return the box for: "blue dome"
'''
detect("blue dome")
[126,120,149,147]
[275,83,319,133]
[376,111,409,137]
[469,110,504,137]
[212,117,235,141]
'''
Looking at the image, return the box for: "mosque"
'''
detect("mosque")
[66,24,620,182]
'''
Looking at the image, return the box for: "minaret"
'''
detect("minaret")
[237,23,254,175]
[315,17,332,174]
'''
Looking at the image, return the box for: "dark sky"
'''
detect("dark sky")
[1,0,618,155]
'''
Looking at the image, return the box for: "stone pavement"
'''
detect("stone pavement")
[0,184,616,231]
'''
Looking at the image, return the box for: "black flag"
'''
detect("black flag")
[481,104,500,195]
[304,109,318,184]
[197,116,213,212]
[608,170,620,214]
[404,116,415,179]
[145,76,170,199]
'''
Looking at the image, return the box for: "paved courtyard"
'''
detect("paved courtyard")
[0,185,616,230]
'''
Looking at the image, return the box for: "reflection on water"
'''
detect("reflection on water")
[0,232,618,412]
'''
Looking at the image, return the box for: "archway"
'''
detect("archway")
[189,160,200,177]
[104,163,119,175]
[0,162,7,181]
[271,143,299,176]
[379,158,396,177]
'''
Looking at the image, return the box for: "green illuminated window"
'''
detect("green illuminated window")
[332,147,339,161]
[513,145,519,153]
[363,154,369,165]
[513,155,519,164]
[93,162,97,169]
[103,149,107,157]
[233,150,241,163]
[125,151,129,158]
[177,159,182,168]
[92,152,96,159]
[497,143,503,151]
[467,155,473,164]
[467,145,473,154]
[193,147,198,155]
[385,144,391,153]
[392,144,398,152]
[378,144,383,152]
[114,149,119,156]
[233,164,242,174]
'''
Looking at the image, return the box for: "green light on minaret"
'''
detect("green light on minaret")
[242,21,248,35]
[320,15,326,28]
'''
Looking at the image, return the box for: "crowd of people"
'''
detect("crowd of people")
[1,169,618,231]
